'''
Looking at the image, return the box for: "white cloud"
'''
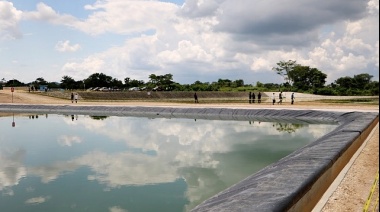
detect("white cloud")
[3,0,379,83]
[57,135,83,146]
[0,149,27,191]
[109,206,128,212]
[62,56,105,79]
[25,196,50,205]
[74,0,179,35]
[0,1,22,40]
[23,3,76,26]
[55,40,81,52]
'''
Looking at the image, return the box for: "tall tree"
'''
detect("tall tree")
[217,79,232,87]
[353,73,373,89]
[288,65,326,91]
[5,79,24,86]
[84,73,113,88]
[60,76,76,89]
[32,77,48,87]
[148,73,174,90]
[272,60,298,85]
[335,76,354,89]
[233,79,244,87]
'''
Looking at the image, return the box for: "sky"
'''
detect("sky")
[0,0,378,85]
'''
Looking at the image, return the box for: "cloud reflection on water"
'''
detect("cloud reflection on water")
[0,114,336,211]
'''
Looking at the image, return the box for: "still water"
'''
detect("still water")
[0,113,337,212]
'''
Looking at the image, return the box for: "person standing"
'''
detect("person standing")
[258,92,262,103]
[194,92,199,103]
[278,92,283,104]
[252,92,256,103]
[74,93,78,103]
[291,93,295,105]
[249,92,252,104]
[71,93,74,103]
[272,93,276,105]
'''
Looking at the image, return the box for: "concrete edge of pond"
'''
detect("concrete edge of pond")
[0,104,378,211]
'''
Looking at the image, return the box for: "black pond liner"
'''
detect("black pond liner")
[0,104,378,211]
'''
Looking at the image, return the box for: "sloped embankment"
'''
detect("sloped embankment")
[41,91,252,102]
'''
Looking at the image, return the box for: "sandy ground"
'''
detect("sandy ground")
[1,90,379,211]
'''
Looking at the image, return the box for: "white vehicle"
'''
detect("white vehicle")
[99,87,109,91]
[128,87,140,91]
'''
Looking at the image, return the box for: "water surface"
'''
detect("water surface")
[0,113,337,212]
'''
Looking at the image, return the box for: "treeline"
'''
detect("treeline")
[272,60,378,96]
[1,60,378,96]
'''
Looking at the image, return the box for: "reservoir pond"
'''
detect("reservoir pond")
[0,113,337,212]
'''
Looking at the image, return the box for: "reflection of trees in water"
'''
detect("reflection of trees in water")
[273,123,304,133]
[90,116,108,120]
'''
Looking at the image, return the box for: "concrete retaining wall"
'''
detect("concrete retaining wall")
[0,104,378,211]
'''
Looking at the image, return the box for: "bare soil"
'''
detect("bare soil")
[0,90,379,211]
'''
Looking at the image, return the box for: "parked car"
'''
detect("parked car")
[99,87,109,91]
[152,86,162,91]
[129,87,140,91]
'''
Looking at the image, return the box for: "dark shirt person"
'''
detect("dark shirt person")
[258,92,261,103]
[291,93,295,104]
[194,93,199,103]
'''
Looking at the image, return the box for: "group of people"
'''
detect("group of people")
[249,92,262,104]
[271,92,295,105]
[71,93,79,103]
[250,92,295,105]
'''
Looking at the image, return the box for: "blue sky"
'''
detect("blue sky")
[0,0,378,85]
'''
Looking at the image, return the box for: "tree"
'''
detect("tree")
[335,76,354,89]
[5,79,24,87]
[233,79,244,87]
[148,73,175,90]
[288,65,326,92]
[34,77,48,85]
[124,77,131,87]
[31,77,48,89]
[84,73,113,88]
[129,79,144,87]
[217,79,232,87]
[353,73,373,89]
[190,81,211,91]
[256,81,264,88]
[272,60,298,85]
[334,73,377,95]
[110,78,123,89]
[60,76,77,89]
[366,81,379,95]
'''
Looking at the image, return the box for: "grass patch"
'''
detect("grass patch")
[318,98,379,105]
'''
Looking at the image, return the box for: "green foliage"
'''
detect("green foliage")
[272,60,298,84]
[5,79,24,87]
[333,73,378,95]
[84,73,113,88]
[60,76,77,89]
[288,65,326,91]
[4,66,378,96]
[148,73,175,90]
